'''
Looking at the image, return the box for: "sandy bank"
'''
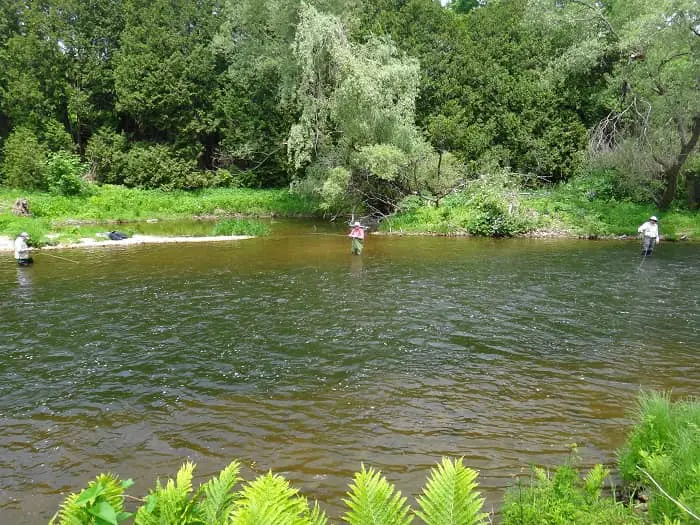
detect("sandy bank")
[0,234,253,252]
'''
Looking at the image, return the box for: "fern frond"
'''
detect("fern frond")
[415,457,487,525]
[231,471,327,525]
[134,461,200,525]
[196,460,242,524]
[342,464,413,525]
[50,473,129,525]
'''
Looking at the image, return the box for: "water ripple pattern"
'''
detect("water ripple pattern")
[0,231,698,523]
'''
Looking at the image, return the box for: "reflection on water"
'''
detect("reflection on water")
[0,224,699,523]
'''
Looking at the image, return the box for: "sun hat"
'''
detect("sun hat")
[20,232,29,238]
[353,221,361,226]
[650,215,658,222]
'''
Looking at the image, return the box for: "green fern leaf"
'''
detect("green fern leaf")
[196,460,242,524]
[50,473,129,525]
[134,461,200,525]
[415,458,487,525]
[342,465,413,525]
[231,471,327,525]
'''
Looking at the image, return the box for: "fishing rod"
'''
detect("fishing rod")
[41,252,80,264]
[637,252,647,271]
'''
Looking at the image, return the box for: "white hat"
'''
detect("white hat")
[20,232,29,238]
[650,215,658,222]
[353,221,361,227]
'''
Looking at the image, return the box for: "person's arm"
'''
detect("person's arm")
[637,223,645,234]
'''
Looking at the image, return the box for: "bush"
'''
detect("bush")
[41,118,74,153]
[0,126,49,190]
[51,458,488,525]
[446,170,530,236]
[618,391,700,524]
[85,127,128,184]
[123,144,197,190]
[46,152,89,196]
[212,218,271,236]
[502,462,639,525]
[178,168,235,190]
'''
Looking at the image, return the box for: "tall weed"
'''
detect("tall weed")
[618,391,700,524]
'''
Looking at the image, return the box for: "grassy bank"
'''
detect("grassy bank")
[0,185,319,244]
[50,390,699,524]
[379,177,700,240]
[3,181,699,244]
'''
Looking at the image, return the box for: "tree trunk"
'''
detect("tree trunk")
[687,172,700,210]
[658,114,700,210]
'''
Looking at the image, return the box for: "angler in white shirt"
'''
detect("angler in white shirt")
[14,232,34,266]
[637,215,659,256]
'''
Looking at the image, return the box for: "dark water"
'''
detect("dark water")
[1,221,698,523]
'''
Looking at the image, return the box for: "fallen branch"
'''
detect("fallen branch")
[636,465,700,521]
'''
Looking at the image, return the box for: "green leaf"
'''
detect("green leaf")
[74,482,105,507]
[415,458,487,525]
[87,501,119,525]
[342,465,413,525]
[121,478,135,489]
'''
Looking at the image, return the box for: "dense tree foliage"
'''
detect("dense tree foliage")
[0,0,697,210]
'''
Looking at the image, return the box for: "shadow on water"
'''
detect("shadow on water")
[0,221,698,522]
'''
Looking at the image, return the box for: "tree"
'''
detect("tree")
[114,0,223,165]
[288,3,455,215]
[213,0,350,186]
[357,0,588,182]
[51,0,125,154]
[528,0,700,209]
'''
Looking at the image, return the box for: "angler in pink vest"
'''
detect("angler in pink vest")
[348,221,365,255]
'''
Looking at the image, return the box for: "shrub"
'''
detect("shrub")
[212,218,271,237]
[0,126,49,190]
[41,118,74,153]
[445,170,530,236]
[501,462,639,525]
[123,144,196,190]
[51,458,488,525]
[85,128,128,184]
[178,168,235,190]
[46,152,89,196]
[618,391,700,524]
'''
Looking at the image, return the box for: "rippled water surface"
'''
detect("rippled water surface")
[1,222,698,523]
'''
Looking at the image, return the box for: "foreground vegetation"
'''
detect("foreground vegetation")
[50,391,699,524]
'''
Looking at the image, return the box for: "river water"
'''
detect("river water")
[1,221,698,523]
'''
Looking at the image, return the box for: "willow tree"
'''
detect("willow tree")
[289,3,460,215]
[527,0,700,209]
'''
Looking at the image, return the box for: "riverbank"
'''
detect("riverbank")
[2,184,699,243]
[378,187,700,240]
[0,233,253,252]
[0,185,318,247]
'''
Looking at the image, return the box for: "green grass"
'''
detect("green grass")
[501,462,639,525]
[378,182,700,239]
[212,218,272,237]
[524,190,700,239]
[0,185,319,222]
[0,184,320,244]
[618,391,700,524]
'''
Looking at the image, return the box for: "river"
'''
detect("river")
[1,220,698,523]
